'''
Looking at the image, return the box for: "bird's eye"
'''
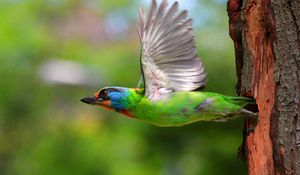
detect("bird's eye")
[99,90,109,100]
[102,90,107,95]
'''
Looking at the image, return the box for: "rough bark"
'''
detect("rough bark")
[227,0,300,174]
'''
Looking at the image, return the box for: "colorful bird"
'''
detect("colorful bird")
[81,0,257,127]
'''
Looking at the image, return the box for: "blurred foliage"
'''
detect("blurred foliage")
[0,0,247,175]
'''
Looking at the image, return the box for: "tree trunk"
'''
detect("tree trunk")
[227,0,300,174]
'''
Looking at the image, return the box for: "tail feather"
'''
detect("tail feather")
[227,96,256,107]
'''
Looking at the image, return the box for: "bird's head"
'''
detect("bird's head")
[81,87,131,111]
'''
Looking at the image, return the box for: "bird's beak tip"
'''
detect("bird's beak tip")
[80,97,94,104]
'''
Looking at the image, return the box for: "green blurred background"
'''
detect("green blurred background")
[0,0,247,174]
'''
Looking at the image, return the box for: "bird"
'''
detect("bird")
[81,0,257,127]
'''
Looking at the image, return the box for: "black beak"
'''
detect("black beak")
[80,97,100,105]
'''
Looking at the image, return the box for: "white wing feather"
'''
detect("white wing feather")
[138,0,207,100]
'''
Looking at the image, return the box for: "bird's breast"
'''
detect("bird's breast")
[119,110,135,118]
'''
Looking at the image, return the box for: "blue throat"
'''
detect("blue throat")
[108,88,130,111]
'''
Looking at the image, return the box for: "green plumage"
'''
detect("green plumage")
[125,89,255,127]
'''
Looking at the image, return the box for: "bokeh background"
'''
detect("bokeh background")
[0,0,247,174]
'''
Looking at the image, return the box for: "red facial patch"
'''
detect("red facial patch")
[100,100,113,111]
[102,100,110,107]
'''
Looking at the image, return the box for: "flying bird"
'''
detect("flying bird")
[81,0,257,127]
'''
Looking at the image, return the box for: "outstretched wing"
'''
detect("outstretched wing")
[137,0,207,100]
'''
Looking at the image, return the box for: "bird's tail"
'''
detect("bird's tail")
[227,96,256,107]
[228,96,258,120]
